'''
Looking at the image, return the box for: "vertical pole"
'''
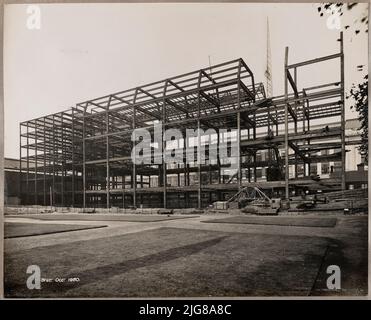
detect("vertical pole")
[340,31,346,192]
[19,124,22,205]
[61,115,64,207]
[34,120,38,205]
[106,137,109,209]
[163,107,167,209]
[132,105,137,208]
[294,67,298,179]
[253,152,257,182]
[253,116,257,183]
[43,118,46,206]
[267,106,272,172]
[303,91,306,133]
[71,109,75,207]
[248,161,251,182]
[122,175,125,209]
[253,112,257,181]
[237,61,242,189]
[0,58,4,248]
[197,119,201,209]
[82,106,86,209]
[52,115,56,206]
[50,186,52,208]
[306,97,311,176]
[284,47,290,200]
[184,128,190,188]
[162,82,169,209]
[106,97,111,209]
[47,127,51,207]
[237,112,241,188]
[26,123,29,205]
[197,72,202,209]
[217,129,221,184]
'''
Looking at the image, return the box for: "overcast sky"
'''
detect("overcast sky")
[4,2,369,158]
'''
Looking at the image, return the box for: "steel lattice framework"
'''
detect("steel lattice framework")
[19,33,347,209]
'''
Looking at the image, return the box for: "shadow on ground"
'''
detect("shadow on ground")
[5,226,355,297]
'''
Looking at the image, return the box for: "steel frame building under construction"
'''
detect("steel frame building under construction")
[19,33,348,209]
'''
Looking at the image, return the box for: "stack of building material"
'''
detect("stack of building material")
[214,201,229,210]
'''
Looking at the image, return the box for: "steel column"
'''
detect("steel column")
[284,47,290,200]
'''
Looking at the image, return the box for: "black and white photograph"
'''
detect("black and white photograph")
[1,1,369,299]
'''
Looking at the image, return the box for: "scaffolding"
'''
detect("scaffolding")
[19,33,347,209]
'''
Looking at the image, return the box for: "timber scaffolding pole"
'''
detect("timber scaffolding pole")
[19,34,347,209]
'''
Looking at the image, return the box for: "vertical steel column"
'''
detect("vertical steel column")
[253,152,257,182]
[237,113,241,188]
[52,115,55,206]
[248,160,251,183]
[122,175,125,209]
[61,115,64,207]
[293,68,298,179]
[43,118,46,206]
[47,120,51,206]
[197,119,201,209]
[267,105,272,171]
[183,128,190,188]
[19,124,22,204]
[162,83,168,209]
[284,47,290,200]
[303,91,306,133]
[307,102,311,176]
[132,104,137,208]
[197,72,202,209]
[162,127,167,208]
[106,97,111,209]
[71,109,75,207]
[217,128,221,184]
[26,123,29,205]
[340,31,346,192]
[34,120,38,205]
[253,115,257,182]
[82,106,86,209]
[237,61,242,189]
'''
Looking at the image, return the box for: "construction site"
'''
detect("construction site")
[16,31,368,214]
[4,2,369,297]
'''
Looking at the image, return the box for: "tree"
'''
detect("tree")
[317,3,368,162]
[349,76,368,162]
